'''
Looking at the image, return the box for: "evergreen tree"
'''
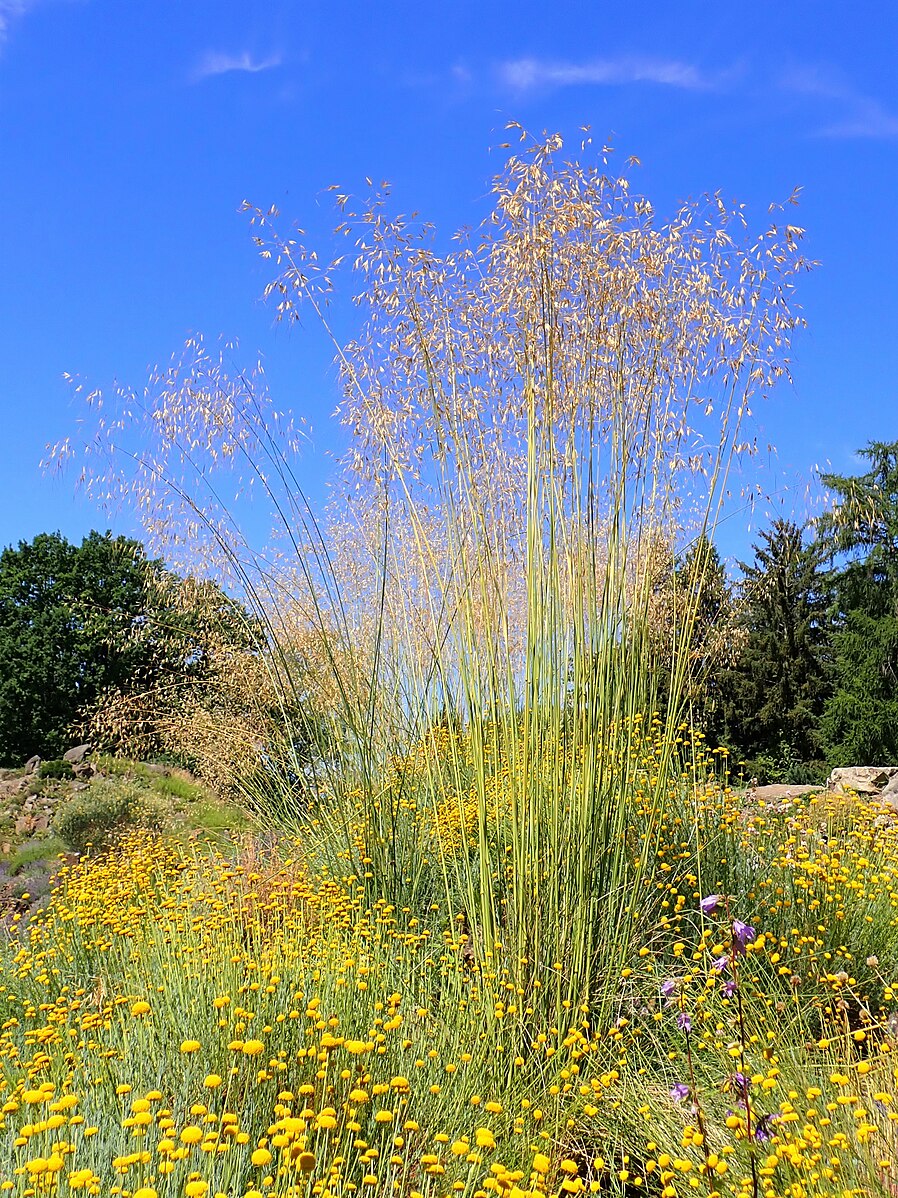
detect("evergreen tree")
[649,533,738,743]
[720,519,831,770]
[676,534,735,744]
[816,441,898,765]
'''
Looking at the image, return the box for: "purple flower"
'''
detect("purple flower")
[660,978,678,1001]
[676,1011,692,1033]
[670,1083,690,1102]
[700,894,723,916]
[732,920,756,951]
[711,955,729,973]
[723,979,738,998]
[754,1113,777,1142]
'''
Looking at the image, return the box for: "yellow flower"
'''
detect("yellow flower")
[185,1182,208,1198]
[297,1152,315,1173]
[344,1040,371,1054]
[251,1148,272,1167]
[180,1040,201,1054]
[242,1039,265,1056]
[203,1075,222,1089]
[131,1001,151,1017]
[533,1154,551,1175]
[475,1128,496,1150]
[181,1126,203,1144]
[134,1189,158,1198]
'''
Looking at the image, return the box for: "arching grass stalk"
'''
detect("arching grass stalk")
[54,132,808,1039]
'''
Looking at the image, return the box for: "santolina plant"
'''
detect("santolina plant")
[4,773,898,1195]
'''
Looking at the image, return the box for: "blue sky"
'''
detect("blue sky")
[2,0,897,563]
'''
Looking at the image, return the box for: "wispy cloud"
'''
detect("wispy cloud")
[1,0,38,43]
[192,49,282,83]
[781,65,898,139]
[497,54,717,95]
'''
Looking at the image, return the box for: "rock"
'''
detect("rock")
[881,773,898,802]
[14,815,34,836]
[751,784,822,803]
[32,815,49,833]
[62,744,91,765]
[23,754,41,775]
[827,766,898,795]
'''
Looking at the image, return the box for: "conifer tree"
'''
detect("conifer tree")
[720,519,831,771]
[816,441,898,765]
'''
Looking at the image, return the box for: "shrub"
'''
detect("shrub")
[53,779,163,854]
[37,758,74,780]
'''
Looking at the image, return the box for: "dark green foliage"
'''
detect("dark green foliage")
[53,779,163,855]
[720,519,831,769]
[0,532,158,764]
[817,441,898,765]
[0,530,255,767]
[37,759,75,781]
[654,534,736,744]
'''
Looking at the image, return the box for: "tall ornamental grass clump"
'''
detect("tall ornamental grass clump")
[51,133,807,1026]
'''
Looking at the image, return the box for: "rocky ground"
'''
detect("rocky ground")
[744,766,898,809]
[0,747,251,921]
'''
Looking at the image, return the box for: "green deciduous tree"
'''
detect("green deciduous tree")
[0,531,247,765]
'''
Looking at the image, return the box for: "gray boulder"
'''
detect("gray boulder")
[62,744,91,766]
[23,754,41,775]
[827,766,898,795]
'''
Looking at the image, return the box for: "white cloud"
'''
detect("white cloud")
[0,0,37,42]
[823,98,898,140]
[497,54,714,94]
[192,49,282,82]
[780,65,898,140]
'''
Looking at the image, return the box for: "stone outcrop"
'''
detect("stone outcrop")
[62,744,91,766]
[826,766,898,795]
